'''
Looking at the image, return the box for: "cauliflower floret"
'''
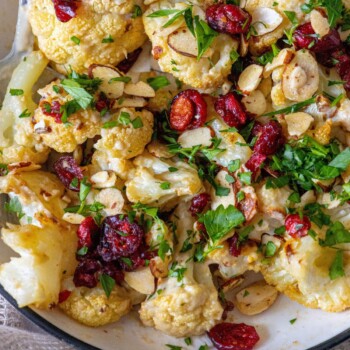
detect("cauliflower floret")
[143,1,239,90]
[29,0,147,74]
[0,220,77,308]
[139,203,223,337]
[126,152,204,209]
[0,170,68,226]
[33,81,103,153]
[331,98,350,132]
[0,51,50,164]
[59,278,132,327]
[262,236,350,312]
[94,108,154,159]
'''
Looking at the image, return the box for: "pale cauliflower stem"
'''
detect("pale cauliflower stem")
[0,170,68,226]
[33,81,102,153]
[94,108,154,159]
[126,152,204,209]
[262,236,350,312]
[140,203,223,337]
[0,51,50,164]
[143,1,239,90]
[59,280,132,327]
[29,0,147,74]
[0,221,77,308]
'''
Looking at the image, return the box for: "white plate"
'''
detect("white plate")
[1,1,350,349]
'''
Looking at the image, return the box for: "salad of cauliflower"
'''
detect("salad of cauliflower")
[0,0,350,349]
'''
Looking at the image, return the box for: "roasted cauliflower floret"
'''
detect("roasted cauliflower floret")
[143,1,239,90]
[0,221,77,308]
[139,203,223,337]
[29,0,147,74]
[126,153,204,209]
[0,51,50,165]
[33,81,102,153]
[262,236,350,312]
[94,108,154,159]
[59,279,132,327]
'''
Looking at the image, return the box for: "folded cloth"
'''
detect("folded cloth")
[0,295,74,350]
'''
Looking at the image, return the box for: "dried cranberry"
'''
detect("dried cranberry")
[228,233,241,257]
[332,50,350,91]
[215,93,247,128]
[118,252,145,272]
[189,193,211,216]
[73,259,101,288]
[98,215,144,261]
[53,156,84,191]
[312,29,342,53]
[95,93,112,113]
[41,100,63,123]
[52,0,79,23]
[117,48,142,73]
[208,322,260,350]
[77,216,99,249]
[253,120,283,156]
[285,214,311,238]
[245,153,267,177]
[101,262,124,284]
[169,90,207,131]
[58,290,71,303]
[206,5,251,35]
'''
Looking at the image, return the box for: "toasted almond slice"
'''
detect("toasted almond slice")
[239,33,249,57]
[282,50,319,102]
[124,267,155,295]
[89,64,125,99]
[339,28,350,41]
[113,97,147,109]
[264,49,294,77]
[62,212,85,225]
[177,127,212,149]
[235,280,278,316]
[168,27,212,58]
[95,188,124,216]
[310,9,330,38]
[252,7,283,36]
[124,81,156,98]
[238,64,263,93]
[284,112,314,136]
[90,170,117,189]
[242,90,266,115]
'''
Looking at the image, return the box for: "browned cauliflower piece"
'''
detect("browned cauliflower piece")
[29,0,147,74]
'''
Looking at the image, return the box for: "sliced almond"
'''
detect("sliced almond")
[284,112,314,136]
[339,28,350,41]
[235,280,278,316]
[282,50,319,102]
[242,90,266,115]
[264,49,294,78]
[168,27,211,58]
[124,81,156,98]
[95,188,124,216]
[238,64,263,93]
[252,7,283,36]
[147,139,173,158]
[239,34,249,57]
[310,9,330,38]
[89,64,124,99]
[62,212,85,225]
[124,267,155,295]
[90,170,117,189]
[113,97,147,109]
[178,127,212,149]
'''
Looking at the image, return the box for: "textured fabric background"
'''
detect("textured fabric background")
[0,293,349,350]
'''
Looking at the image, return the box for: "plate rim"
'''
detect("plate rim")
[0,284,349,350]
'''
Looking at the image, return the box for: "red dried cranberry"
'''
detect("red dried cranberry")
[98,215,144,261]
[312,29,342,53]
[169,90,207,131]
[41,100,63,123]
[215,93,247,128]
[206,5,251,35]
[245,153,267,177]
[332,50,350,91]
[58,290,71,303]
[189,193,211,216]
[228,233,241,257]
[117,48,143,73]
[52,0,79,23]
[73,259,101,288]
[208,322,260,350]
[285,214,311,238]
[53,156,84,191]
[101,262,124,284]
[77,217,99,249]
[253,120,283,156]
[118,252,145,272]
[95,93,112,113]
